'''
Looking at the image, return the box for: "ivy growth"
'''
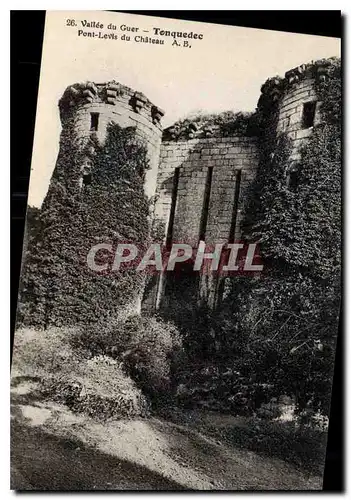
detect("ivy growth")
[18,123,151,328]
[220,58,341,418]
[163,110,258,141]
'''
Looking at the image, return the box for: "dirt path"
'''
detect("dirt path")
[11,420,186,490]
[11,381,322,491]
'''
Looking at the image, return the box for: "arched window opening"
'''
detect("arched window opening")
[82,171,92,186]
[80,159,93,190]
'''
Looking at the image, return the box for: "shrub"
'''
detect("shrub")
[71,313,140,359]
[212,417,327,476]
[73,314,183,401]
[175,361,275,416]
[42,358,149,420]
[122,316,183,399]
[11,327,149,420]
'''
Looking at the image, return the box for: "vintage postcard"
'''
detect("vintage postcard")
[11,10,341,491]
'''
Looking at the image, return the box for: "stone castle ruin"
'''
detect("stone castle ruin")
[22,58,337,326]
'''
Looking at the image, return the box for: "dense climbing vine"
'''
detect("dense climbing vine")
[244,58,341,278]
[18,123,151,328]
[218,58,341,417]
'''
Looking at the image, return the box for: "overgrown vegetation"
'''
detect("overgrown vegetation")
[11,327,149,420]
[18,123,150,328]
[163,110,258,140]
[210,57,341,419]
[161,409,327,475]
[72,314,183,405]
[12,312,183,418]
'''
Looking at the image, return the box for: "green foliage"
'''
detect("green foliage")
[42,365,149,421]
[175,362,274,416]
[224,273,339,415]
[12,327,81,378]
[73,314,183,402]
[18,124,150,328]
[223,58,341,418]
[160,296,214,358]
[12,327,149,420]
[158,407,326,476]
[243,58,341,278]
[164,110,258,140]
[202,416,327,476]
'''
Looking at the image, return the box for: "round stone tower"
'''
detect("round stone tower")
[24,82,165,327]
[276,62,327,161]
[259,59,332,164]
[58,81,164,198]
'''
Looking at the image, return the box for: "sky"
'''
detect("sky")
[28,10,341,207]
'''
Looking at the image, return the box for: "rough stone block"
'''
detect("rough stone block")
[296,128,313,140]
[289,110,302,125]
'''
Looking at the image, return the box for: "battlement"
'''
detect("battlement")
[59,80,165,130]
[259,58,335,105]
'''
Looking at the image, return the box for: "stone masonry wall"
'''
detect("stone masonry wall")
[155,136,259,248]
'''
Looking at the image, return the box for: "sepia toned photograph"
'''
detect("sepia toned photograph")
[11,10,341,491]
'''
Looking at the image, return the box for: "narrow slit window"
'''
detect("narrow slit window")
[90,112,99,131]
[302,101,317,129]
[166,168,180,248]
[199,167,213,242]
[229,169,242,242]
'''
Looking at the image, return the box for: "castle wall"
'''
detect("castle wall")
[155,136,259,247]
[39,59,333,320]
[144,135,259,311]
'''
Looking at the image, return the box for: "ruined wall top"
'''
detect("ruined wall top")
[258,58,335,107]
[162,58,337,143]
[59,80,165,130]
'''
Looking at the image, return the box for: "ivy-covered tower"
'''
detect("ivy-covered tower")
[229,57,341,415]
[19,82,164,327]
[58,81,164,198]
[247,57,341,275]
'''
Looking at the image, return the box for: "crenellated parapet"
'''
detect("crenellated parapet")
[59,80,164,130]
[258,58,336,108]
[162,112,256,142]
[255,58,338,164]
